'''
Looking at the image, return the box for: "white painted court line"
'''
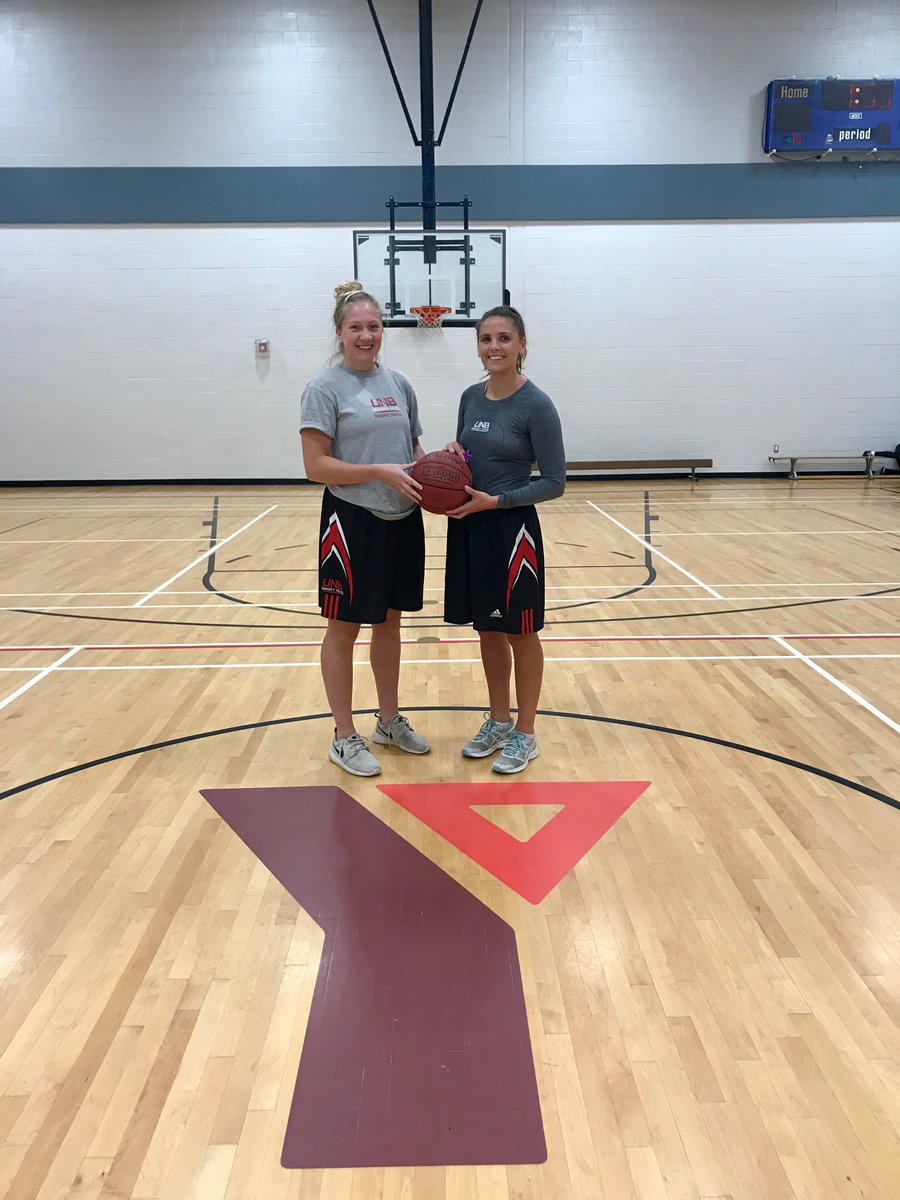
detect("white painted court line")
[0,646,83,712]
[770,635,900,736]
[0,538,213,545]
[655,529,900,537]
[586,497,900,735]
[0,505,301,515]
[2,652,899,676]
[587,501,723,597]
[0,485,893,504]
[3,632,899,655]
[131,506,277,608]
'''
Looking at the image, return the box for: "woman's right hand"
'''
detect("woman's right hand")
[442,441,467,459]
[376,462,422,501]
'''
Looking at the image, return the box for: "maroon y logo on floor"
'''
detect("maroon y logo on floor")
[200,785,546,1169]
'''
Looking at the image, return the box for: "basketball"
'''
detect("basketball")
[410,450,473,514]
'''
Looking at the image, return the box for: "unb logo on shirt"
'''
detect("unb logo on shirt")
[370,396,400,416]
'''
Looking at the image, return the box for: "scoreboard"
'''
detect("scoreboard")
[764,79,900,153]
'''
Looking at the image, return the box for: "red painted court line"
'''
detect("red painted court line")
[3,632,900,654]
[0,641,323,653]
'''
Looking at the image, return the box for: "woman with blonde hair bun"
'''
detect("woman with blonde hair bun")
[300,281,430,777]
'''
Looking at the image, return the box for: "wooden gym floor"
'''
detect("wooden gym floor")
[0,476,898,1200]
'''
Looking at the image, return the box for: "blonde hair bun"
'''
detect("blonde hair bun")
[334,280,365,303]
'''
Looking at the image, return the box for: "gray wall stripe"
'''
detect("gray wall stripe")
[1,163,898,224]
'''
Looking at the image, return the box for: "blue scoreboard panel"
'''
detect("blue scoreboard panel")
[764,79,900,153]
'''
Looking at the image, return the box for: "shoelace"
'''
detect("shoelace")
[502,731,528,756]
[474,714,497,740]
[379,715,410,734]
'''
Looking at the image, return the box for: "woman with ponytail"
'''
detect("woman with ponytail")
[442,305,565,774]
[300,281,430,777]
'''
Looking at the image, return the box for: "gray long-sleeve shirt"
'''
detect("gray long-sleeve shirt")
[455,379,566,509]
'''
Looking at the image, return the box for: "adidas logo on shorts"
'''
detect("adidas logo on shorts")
[489,609,502,618]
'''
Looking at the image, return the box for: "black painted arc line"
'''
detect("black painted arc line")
[201,492,659,619]
[2,706,896,811]
[10,583,900,638]
[12,582,900,633]
[0,519,46,537]
[11,489,900,629]
[202,492,658,616]
[577,488,657,605]
[202,495,321,618]
[11,608,299,632]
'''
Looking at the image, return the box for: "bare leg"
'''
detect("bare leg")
[370,608,402,721]
[508,632,543,734]
[478,631,513,722]
[321,618,361,739]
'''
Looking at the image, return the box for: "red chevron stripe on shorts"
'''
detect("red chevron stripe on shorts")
[506,525,539,609]
[321,513,353,602]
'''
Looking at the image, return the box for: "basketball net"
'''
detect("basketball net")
[410,305,452,333]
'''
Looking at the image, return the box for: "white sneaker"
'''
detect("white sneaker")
[329,732,382,777]
[492,731,539,774]
[372,712,431,755]
[461,714,514,758]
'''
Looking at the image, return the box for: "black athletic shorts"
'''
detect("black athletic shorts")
[318,490,425,624]
[443,505,545,634]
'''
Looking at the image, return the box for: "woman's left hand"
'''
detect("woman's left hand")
[446,486,499,518]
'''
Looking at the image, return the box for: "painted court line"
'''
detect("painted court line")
[653,529,900,537]
[0,492,893,515]
[771,635,900,737]
[6,593,900,613]
[2,652,900,677]
[586,501,723,598]
[2,632,899,655]
[584,497,900,734]
[4,582,900,597]
[0,538,213,545]
[132,505,277,607]
[0,646,82,712]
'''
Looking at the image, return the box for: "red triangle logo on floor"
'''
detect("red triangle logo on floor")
[378,781,650,904]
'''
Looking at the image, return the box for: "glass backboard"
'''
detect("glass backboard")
[353,228,506,327]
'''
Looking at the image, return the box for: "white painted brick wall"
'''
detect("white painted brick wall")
[2,220,897,479]
[0,0,513,167]
[4,1,900,166]
[1,1,898,478]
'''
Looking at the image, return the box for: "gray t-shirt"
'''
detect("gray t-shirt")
[456,379,565,508]
[301,363,423,520]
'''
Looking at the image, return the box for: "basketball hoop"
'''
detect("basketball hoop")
[410,305,452,332]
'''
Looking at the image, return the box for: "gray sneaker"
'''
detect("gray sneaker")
[329,732,382,777]
[372,712,431,755]
[461,714,515,758]
[492,730,539,775]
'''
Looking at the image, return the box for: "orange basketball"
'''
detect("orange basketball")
[410,451,473,514]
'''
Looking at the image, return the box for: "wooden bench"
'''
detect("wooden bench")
[565,458,713,481]
[768,451,880,480]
